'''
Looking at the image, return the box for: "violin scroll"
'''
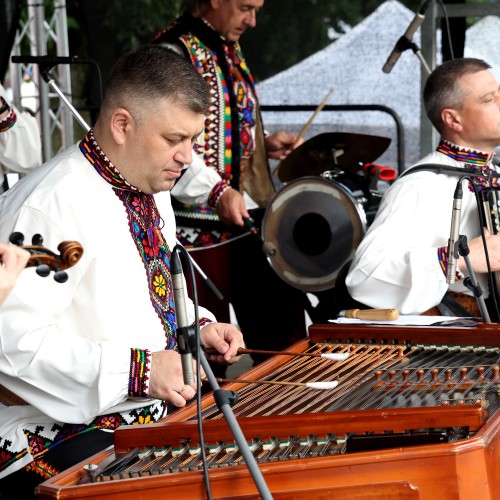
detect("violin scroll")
[9,232,83,283]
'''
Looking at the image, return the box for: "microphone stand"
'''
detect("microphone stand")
[199,350,272,499]
[175,246,273,500]
[401,39,431,76]
[13,58,224,300]
[38,61,91,131]
[457,234,491,323]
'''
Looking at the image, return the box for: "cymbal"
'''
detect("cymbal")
[277,132,391,182]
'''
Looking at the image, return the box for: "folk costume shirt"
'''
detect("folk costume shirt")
[0,84,41,193]
[0,131,215,478]
[346,140,499,315]
[153,14,275,248]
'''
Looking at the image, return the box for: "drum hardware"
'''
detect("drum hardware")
[262,154,395,295]
[321,168,346,180]
[261,177,366,292]
[264,133,393,294]
[243,216,277,258]
[276,132,391,183]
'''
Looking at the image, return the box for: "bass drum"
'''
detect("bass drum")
[261,177,366,292]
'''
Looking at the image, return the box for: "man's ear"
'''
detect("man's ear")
[441,108,462,132]
[110,108,133,145]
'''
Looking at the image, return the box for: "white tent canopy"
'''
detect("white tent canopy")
[257,0,500,173]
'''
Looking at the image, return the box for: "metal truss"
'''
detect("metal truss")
[8,0,73,162]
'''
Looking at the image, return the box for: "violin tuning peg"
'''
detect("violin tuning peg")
[9,232,24,246]
[32,234,44,246]
[36,264,51,278]
[54,271,68,283]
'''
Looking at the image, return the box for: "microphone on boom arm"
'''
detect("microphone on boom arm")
[11,55,89,68]
[382,0,432,74]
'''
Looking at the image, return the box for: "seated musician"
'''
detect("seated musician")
[0,45,245,499]
[346,58,500,318]
[0,243,29,305]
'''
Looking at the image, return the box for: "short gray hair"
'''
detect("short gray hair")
[424,57,491,134]
[101,45,211,123]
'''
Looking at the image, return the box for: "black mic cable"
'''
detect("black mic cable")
[171,243,213,498]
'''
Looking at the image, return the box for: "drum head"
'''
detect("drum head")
[262,177,366,292]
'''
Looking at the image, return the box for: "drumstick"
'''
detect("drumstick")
[272,86,334,177]
[214,378,339,390]
[294,86,334,145]
[205,347,349,361]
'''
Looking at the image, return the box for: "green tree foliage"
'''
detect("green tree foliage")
[240,0,420,81]
[99,0,182,49]
[64,0,489,117]
[64,0,421,83]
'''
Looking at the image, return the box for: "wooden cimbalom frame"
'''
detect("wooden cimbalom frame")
[36,323,500,499]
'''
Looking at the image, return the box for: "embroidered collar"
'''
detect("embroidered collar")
[436,139,493,168]
[79,129,139,192]
[79,128,176,349]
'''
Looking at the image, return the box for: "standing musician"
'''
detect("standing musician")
[0,83,42,193]
[0,45,244,499]
[346,58,500,317]
[152,0,309,365]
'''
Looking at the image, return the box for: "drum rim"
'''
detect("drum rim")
[262,176,366,292]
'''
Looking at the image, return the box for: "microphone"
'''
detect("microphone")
[446,180,463,284]
[171,248,195,385]
[11,55,89,66]
[382,0,432,74]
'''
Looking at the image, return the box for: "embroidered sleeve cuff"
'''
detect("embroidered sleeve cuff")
[129,348,152,398]
[208,181,231,208]
[438,246,463,281]
[198,317,214,328]
[0,110,16,132]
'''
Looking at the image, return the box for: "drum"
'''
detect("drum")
[261,177,366,292]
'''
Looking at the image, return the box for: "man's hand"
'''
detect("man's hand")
[458,229,500,273]
[200,322,245,364]
[265,131,304,160]
[149,350,198,407]
[216,188,249,227]
[148,322,244,407]
[0,243,30,306]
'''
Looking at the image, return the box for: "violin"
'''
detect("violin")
[9,232,84,283]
